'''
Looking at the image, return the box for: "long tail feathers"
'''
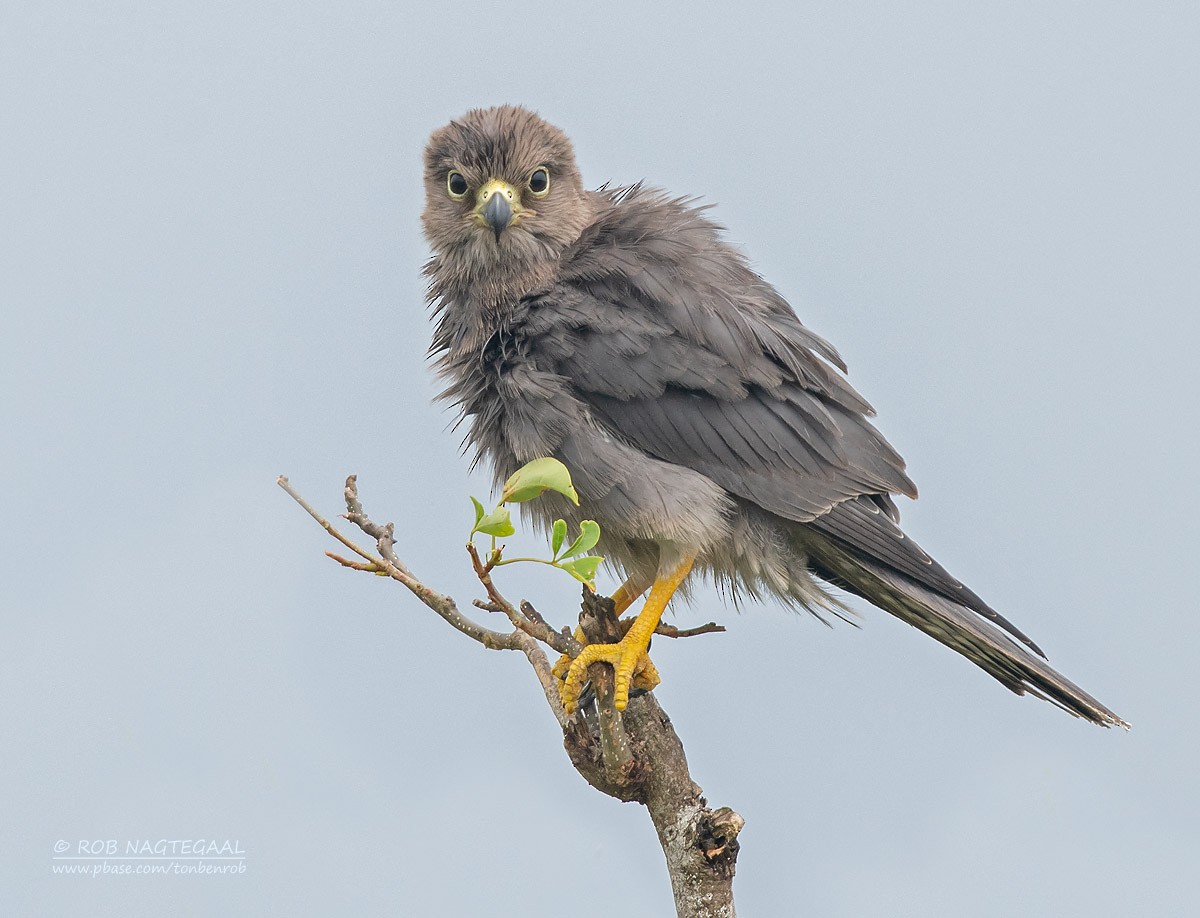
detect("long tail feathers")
[803,533,1129,728]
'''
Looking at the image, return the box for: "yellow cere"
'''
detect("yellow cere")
[474,179,523,214]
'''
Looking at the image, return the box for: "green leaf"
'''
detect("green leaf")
[470,496,486,526]
[557,555,604,585]
[562,519,601,558]
[551,519,567,557]
[501,457,579,505]
[472,505,515,538]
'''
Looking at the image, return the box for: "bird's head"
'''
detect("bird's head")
[422,105,592,304]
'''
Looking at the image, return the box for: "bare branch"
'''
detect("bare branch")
[513,630,570,729]
[519,600,550,631]
[325,551,381,572]
[594,670,636,781]
[278,475,378,563]
[278,475,520,653]
[472,599,508,614]
[467,542,579,656]
[281,474,740,916]
[655,621,727,639]
[467,541,520,617]
[340,474,412,578]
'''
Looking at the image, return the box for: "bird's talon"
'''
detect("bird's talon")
[553,626,588,682]
[558,636,656,712]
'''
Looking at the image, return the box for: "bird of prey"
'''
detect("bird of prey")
[421,104,1126,728]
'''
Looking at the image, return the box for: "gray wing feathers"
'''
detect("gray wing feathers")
[529,186,916,525]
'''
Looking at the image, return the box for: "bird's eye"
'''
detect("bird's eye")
[447,171,469,199]
[528,167,550,197]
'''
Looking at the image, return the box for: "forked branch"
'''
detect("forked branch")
[279,474,743,917]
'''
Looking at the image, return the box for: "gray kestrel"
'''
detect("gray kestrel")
[421,104,1125,728]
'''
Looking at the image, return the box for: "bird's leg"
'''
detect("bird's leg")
[560,555,694,713]
[610,578,650,616]
[551,576,648,680]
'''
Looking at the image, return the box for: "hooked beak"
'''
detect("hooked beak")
[474,179,520,241]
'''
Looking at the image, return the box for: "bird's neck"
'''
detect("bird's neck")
[425,254,547,476]
[423,244,559,367]
[427,241,556,308]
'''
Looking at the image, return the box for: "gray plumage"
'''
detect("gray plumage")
[421,104,1126,728]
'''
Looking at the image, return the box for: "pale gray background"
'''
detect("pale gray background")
[3,2,1197,915]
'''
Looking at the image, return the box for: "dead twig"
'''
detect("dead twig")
[656,621,726,639]
[466,543,579,656]
[280,473,742,917]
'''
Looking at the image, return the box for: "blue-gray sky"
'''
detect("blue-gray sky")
[3,2,1197,915]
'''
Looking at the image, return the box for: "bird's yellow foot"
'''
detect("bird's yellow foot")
[551,627,587,683]
[552,622,660,700]
[560,633,657,712]
[558,557,693,713]
[551,578,647,683]
[630,651,660,692]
